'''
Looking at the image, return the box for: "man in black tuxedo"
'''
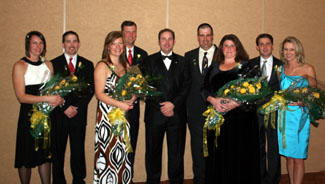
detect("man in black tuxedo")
[51,31,94,184]
[184,23,217,184]
[143,28,190,184]
[249,33,282,184]
[121,20,148,179]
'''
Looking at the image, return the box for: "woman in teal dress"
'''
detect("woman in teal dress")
[278,36,316,184]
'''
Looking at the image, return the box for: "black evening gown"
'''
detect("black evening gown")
[14,57,51,168]
[201,61,260,184]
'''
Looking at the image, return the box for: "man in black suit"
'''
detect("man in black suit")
[51,31,94,184]
[143,28,190,184]
[249,33,282,184]
[184,23,217,184]
[121,20,148,179]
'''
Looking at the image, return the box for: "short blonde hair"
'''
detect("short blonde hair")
[280,36,305,64]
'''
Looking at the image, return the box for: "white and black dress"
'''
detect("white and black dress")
[14,57,51,168]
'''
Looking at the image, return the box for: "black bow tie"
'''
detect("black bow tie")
[162,55,173,60]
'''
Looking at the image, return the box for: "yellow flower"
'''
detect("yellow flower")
[242,82,249,87]
[127,82,132,87]
[293,89,300,93]
[136,86,142,90]
[121,90,127,96]
[65,82,69,87]
[54,86,60,90]
[248,84,253,88]
[130,77,136,81]
[224,89,230,95]
[230,85,235,89]
[137,54,141,59]
[248,86,256,94]
[256,83,262,90]
[312,92,320,99]
[59,79,66,86]
[301,88,308,93]
[240,88,247,94]
[78,62,82,67]
[71,75,78,82]
[136,74,142,79]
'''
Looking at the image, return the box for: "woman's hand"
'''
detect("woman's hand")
[119,101,134,111]
[207,96,240,112]
[47,94,64,107]
[288,101,303,106]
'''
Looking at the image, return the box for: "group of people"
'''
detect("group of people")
[12,20,316,184]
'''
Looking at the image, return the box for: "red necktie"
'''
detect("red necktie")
[128,50,133,65]
[69,57,75,73]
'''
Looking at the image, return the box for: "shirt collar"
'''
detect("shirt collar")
[161,51,173,56]
[199,45,216,55]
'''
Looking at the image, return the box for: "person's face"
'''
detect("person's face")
[122,25,137,47]
[159,31,175,54]
[109,37,124,57]
[63,34,80,56]
[222,40,237,59]
[256,37,273,59]
[197,27,214,50]
[29,35,44,58]
[283,42,297,62]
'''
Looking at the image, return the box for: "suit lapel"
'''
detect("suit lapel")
[132,47,138,65]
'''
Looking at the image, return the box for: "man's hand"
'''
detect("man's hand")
[160,101,175,117]
[64,105,78,118]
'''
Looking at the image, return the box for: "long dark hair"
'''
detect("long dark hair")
[25,31,46,57]
[215,34,249,63]
[101,31,128,71]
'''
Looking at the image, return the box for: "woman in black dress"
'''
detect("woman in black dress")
[202,34,260,184]
[12,31,63,184]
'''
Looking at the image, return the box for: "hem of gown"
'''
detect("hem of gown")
[279,152,307,159]
[14,159,51,169]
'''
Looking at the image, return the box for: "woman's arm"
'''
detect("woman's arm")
[305,64,317,87]
[94,62,133,111]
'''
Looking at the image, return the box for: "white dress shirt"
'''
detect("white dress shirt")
[260,55,274,81]
[199,46,216,73]
[161,51,172,70]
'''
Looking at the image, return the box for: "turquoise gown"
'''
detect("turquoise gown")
[278,67,310,159]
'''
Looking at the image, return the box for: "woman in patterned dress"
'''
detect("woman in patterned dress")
[12,31,63,184]
[93,31,136,184]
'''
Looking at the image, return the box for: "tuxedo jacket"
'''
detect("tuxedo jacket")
[185,46,218,122]
[51,54,94,124]
[143,52,191,123]
[249,56,282,107]
[125,45,148,66]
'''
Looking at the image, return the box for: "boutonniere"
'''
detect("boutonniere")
[76,61,84,72]
[236,62,242,70]
[137,54,141,60]
[193,59,197,65]
[110,65,115,71]
[175,60,178,64]
[274,65,282,73]
[40,56,45,62]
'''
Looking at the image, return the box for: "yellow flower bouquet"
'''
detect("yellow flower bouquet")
[258,78,325,148]
[30,74,90,152]
[108,65,161,152]
[203,77,272,156]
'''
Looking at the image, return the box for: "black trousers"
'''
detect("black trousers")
[52,115,86,184]
[126,101,140,179]
[257,113,281,184]
[145,114,186,184]
[187,115,206,184]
